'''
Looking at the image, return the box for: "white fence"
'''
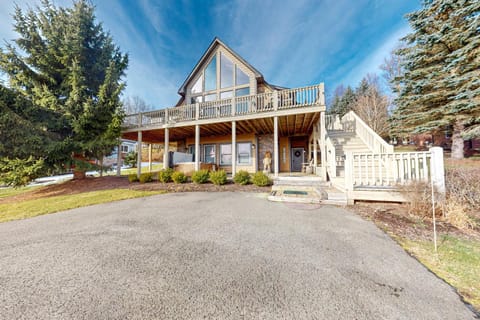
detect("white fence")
[344,147,445,193]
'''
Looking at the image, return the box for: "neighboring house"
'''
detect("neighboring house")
[103,139,137,166]
[122,37,326,177]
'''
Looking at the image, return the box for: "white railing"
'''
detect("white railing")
[123,84,325,129]
[341,111,394,154]
[325,114,342,131]
[325,136,338,178]
[344,148,445,193]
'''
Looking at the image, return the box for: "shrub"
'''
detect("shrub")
[399,181,440,218]
[443,198,477,230]
[124,151,137,168]
[445,167,480,210]
[251,172,271,187]
[192,169,210,184]
[233,170,250,185]
[209,170,227,185]
[172,171,187,184]
[139,172,154,183]
[158,168,174,183]
[128,173,139,183]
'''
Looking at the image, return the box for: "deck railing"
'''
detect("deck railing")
[344,147,445,193]
[123,84,324,129]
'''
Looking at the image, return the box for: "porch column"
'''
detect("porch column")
[232,121,237,176]
[163,128,169,169]
[320,111,326,180]
[274,116,279,177]
[137,131,142,178]
[116,142,121,177]
[195,124,200,171]
[148,143,152,172]
[313,125,318,172]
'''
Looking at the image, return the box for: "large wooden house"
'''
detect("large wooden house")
[121,38,445,204]
[122,38,326,177]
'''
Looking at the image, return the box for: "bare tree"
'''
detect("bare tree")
[353,75,390,137]
[122,95,152,114]
[380,42,406,95]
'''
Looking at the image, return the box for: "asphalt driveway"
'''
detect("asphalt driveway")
[0,192,476,319]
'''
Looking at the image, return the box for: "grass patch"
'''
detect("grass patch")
[0,186,40,199]
[120,164,163,176]
[399,235,480,310]
[0,189,165,223]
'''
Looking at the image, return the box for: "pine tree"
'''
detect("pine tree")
[329,85,355,117]
[0,0,128,181]
[392,0,480,159]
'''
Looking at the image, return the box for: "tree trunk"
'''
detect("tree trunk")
[99,158,104,177]
[73,169,86,180]
[451,120,465,160]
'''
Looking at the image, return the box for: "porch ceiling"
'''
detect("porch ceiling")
[121,113,319,143]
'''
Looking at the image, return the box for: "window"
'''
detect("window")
[191,75,203,94]
[188,145,196,162]
[120,145,129,153]
[236,66,249,85]
[220,144,232,165]
[220,53,233,88]
[220,91,232,99]
[237,142,251,165]
[188,51,251,104]
[204,56,217,91]
[204,144,216,163]
[205,94,216,102]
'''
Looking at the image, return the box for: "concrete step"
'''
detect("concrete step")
[268,184,347,205]
[273,176,329,187]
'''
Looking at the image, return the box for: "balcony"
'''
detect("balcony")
[122,84,325,132]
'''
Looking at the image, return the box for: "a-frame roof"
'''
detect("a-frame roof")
[177,37,264,96]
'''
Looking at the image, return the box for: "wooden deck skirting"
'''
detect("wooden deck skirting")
[122,84,326,132]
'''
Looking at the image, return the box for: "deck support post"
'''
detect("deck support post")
[232,121,237,176]
[313,125,318,173]
[274,116,279,177]
[163,128,169,169]
[320,111,326,180]
[116,142,122,177]
[137,131,142,178]
[148,143,152,172]
[195,124,200,171]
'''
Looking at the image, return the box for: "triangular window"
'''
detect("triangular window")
[191,75,203,94]
[236,66,249,85]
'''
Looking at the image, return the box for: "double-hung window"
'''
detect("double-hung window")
[220,144,232,165]
[237,142,251,165]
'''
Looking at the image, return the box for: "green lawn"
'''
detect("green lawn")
[0,189,166,223]
[99,163,164,176]
[399,235,480,310]
[0,186,40,199]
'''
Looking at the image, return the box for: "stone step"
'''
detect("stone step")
[268,184,347,205]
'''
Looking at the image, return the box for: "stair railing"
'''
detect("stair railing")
[325,135,337,178]
[341,111,394,154]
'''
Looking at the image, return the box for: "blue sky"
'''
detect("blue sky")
[0,0,419,108]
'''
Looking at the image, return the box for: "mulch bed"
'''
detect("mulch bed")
[1,176,270,204]
[352,202,479,242]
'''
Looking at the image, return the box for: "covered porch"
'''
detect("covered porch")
[120,84,327,178]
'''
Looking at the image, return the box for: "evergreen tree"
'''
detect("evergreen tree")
[392,0,480,159]
[329,85,355,117]
[0,0,128,182]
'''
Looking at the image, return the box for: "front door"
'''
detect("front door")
[291,148,304,172]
